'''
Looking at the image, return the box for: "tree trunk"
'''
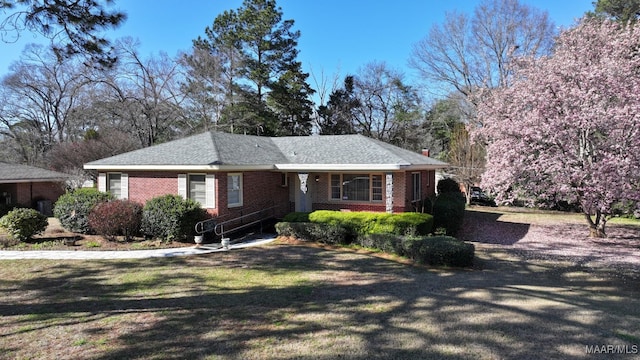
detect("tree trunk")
[585,211,607,238]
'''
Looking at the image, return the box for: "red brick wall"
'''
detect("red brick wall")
[217,171,289,219]
[403,170,436,211]
[313,202,405,213]
[105,169,437,218]
[127,171,178,206]
[14,182,65,207]
[123,170,288,219]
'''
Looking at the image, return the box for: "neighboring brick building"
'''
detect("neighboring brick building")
[0,162,69,216]
[84,132,447,219]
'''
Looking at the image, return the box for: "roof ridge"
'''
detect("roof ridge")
[207,132,222,164]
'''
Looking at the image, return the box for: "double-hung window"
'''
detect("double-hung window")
[188,174,206,205]
[412,172,421,201]
[99,172,127,199]
[178,174,214,208]
[108,173,122,199]
[227,173,243,207]
[330,174,383,202]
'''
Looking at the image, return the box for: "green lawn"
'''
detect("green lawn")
[1,238,638,359]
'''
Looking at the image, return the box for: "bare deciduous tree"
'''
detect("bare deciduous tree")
[0,44,92,165]
[448,123,485,203]
[96,38,187,147]
[352,61,425,148]
[410,0,556,96]
[410,0,555,185]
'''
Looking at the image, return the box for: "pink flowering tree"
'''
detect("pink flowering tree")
[475,19,640,237]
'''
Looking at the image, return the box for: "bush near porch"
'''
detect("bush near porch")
[276,210,474,267]
[283,210,433,237]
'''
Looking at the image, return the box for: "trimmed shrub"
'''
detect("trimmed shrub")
[54,188,113,234]
[356,233,404,254]
[437,177,462,193]
[401,236,474,267]
[275,222,349,245]
[0,203,27,218]
[433,192,466,236]
[0,204,13,218]
[0,208,49,241]
[141,194,206,241]
[308,210,433,237]
[282,212,310,222]
[433,178,466,236]
[88,200,143,241]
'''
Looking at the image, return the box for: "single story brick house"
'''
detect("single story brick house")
[84,132,447,220]
[0,162,69,215]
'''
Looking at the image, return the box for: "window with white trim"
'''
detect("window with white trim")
[330,174,383,202]
[108,173,122,198]
[189,174,206,205]
[227,173,243,207]
[412,172,421,201]
[179,173,215,208]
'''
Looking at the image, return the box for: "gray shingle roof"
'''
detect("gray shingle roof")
[0,162,70,183]
[84,132,447,170]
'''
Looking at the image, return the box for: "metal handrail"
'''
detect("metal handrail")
[214,205,279,237]
[194,204,280,237]
[194,218,217,235]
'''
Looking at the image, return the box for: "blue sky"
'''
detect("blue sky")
[1,0,593,87]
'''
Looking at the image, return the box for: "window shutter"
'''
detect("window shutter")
[98,173,106,192]
[121,173,129,199]
[205,174,215,208]
[178,174,187,198]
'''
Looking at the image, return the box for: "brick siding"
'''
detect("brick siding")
[102,169,436,218]
[14,182,65,207]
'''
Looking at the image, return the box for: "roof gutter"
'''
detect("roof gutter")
[83,164,276,171]
[0,178,68,184]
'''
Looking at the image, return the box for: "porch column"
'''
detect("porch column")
[385,172,393,213]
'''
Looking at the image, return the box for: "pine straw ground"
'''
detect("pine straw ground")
[0,208,638,360]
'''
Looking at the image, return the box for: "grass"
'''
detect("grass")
[0,209,638,359]
[1,241,639,359]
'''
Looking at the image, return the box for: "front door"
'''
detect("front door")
[294,173,313,212]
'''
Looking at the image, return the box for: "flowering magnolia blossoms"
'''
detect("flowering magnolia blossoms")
[475,19,640,237]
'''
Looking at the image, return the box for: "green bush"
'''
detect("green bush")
[53,188,113,234]
[308,210,433,237]
[282,212,310,222]
[275,222,348,244]
[0,203,27,218]
[401,236,474,267]
[88,200,143,241]
[141,194,207,241]
[356,233,404,254]
[437,177,462,193]
[433,192,466,236]
[0,208,49,241]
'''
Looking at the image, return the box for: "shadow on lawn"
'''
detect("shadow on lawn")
[458,209,531,245]
[1,244,639,360]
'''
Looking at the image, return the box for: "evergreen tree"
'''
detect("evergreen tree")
[0,0,126,67]
[189,0,312,136]
[316,76,359,135]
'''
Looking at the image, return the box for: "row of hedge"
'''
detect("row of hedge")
[53,188,207,241]
[284,210,434,238]
[276,210,474,267]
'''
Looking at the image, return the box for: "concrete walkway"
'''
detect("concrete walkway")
[0,236,277,260]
